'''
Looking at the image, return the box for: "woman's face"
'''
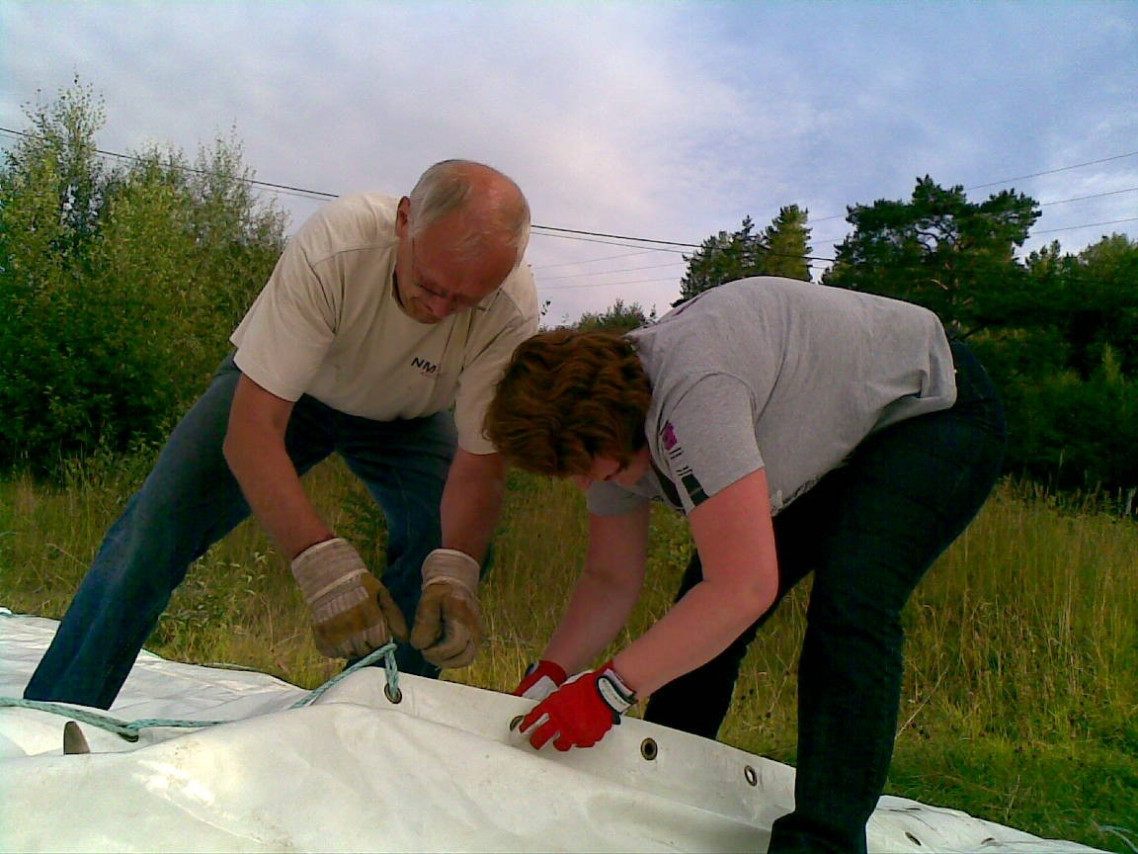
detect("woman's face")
[570,447,652,491]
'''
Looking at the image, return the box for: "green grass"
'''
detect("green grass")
[1,456,1135,853]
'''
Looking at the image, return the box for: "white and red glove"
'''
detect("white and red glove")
[513,660,568,702]
[290,537,408,659]
[410,548,482,668]
[520,660,636,751]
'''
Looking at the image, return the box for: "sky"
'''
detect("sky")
[2,1,1136,323]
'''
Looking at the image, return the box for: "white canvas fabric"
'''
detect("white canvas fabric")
[0,611,1102,853]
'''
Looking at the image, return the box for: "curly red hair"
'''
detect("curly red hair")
[484,329,652,477]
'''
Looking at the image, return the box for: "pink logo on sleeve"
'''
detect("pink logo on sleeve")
[661,421,678,450]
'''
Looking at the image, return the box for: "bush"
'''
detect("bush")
[0,80,286,478]
[1006,348,1138,497]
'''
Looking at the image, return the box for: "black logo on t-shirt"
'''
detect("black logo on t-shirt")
[659,420,708,508]
[411,356,439,377]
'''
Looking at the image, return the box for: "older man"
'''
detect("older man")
[25,160,538,709]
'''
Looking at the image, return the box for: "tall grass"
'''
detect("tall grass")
[1,456,1134,852]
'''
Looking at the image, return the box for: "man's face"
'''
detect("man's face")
[394,198,516,324]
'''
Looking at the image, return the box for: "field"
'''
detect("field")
[1,453,1135,853]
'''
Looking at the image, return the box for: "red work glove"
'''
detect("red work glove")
[513,660,568,701]
[520,660,636,751]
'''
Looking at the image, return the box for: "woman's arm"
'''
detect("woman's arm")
[541,503,651,674]
[612,467,778,696]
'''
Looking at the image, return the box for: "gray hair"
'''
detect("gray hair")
[407,159,531,265]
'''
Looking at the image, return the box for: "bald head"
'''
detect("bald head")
[407,160,531,266]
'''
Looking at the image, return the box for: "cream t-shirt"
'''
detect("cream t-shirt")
[230,193,539,454]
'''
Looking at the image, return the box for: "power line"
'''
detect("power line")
[538,260,684,282]
[0,125,827,259]
[0,126,340,202]
[1033,216,1138,236]
[1038,186,1138,207]
[2,125,1134,277]
[528,229,689,254]
[541,282,682,296]
[966,151,1138,191]
[805,152,1138,225]
[533,249,657,270]
[807,185,1138,248]
[532,223,696,249]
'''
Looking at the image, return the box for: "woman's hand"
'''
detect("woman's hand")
[520,661,636,751]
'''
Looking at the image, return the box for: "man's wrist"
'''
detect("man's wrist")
[291,534,337,561]
[421,548,480,590]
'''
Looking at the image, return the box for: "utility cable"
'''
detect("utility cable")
[2,125,1134,273]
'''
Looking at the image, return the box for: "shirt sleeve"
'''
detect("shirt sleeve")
[585,482,651,517]
[230,235,339,402]
[454,266,540,454]
[653,374,765,514]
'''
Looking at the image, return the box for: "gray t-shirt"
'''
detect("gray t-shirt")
[586,277,957,517]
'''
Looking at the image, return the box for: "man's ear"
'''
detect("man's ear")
[395,196,411,238]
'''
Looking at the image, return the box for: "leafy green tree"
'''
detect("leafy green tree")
[823,176,1040,335]
[679,216,765,301]
[0,79,287,477]
[761,204,812,282]
[1061,234,1138,378]
[679,206,813,302]
[575,298,656,333]
[1010,347,1138,495]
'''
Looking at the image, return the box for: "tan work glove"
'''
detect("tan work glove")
[290,537,408,659]
[409,548,482,668]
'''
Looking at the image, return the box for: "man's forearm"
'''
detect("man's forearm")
[228,439,330,558]
[439,449,506,563]
[223,375,331,559]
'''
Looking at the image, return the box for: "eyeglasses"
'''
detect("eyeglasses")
[408,237,493,313]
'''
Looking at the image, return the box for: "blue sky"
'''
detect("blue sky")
[2,1,1136,322]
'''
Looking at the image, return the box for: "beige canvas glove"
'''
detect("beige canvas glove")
[409,548,482,668]
[290,537,408,659]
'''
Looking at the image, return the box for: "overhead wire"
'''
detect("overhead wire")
[1,125,1134,292]
[805,150,1138,225]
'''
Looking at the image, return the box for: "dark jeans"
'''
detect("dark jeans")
[24,354,456,710]
[644,341,1006,854]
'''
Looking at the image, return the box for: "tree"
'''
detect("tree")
[761,204,812,282]
[0,78,287,477]
[679,216,765,302]
[823,176,1040,335]
[679,206,813,302]
[575,299,656,333]
[1065,234,1138,377]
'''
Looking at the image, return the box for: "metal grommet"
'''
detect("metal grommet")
[640,738,658,761]
[509,715,525,732]
[384,683,403,704]
[744,765,758,786]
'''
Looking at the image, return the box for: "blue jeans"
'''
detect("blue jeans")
[644,341,1007,854]
[24,354,455,709]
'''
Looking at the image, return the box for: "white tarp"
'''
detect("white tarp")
[0,611,1103,853]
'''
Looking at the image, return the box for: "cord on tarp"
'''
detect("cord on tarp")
[0,642,401,742]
